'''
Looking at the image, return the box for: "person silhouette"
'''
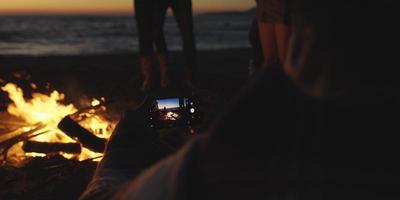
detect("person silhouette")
[256,0,292,69]
[134,0,170,91]
[248,1,263,76]
[153,0,197,90]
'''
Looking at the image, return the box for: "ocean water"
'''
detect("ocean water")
[0,13,253,56]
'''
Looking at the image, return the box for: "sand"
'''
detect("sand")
[1,48,251,115]
[0,48,252,199]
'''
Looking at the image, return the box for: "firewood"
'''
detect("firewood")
[1,124,47,162]
[58,116,106,152]
[22,141,81,154]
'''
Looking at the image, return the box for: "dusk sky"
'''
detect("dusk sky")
[0,0,255,15]
[157,98,180,110]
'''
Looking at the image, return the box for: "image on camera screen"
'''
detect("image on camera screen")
[155,98,189,121]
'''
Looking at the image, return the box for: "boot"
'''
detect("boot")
[157,53,170,88]
[140,56,152,92]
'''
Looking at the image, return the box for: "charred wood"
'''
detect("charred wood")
[58,116,106,153]
[22,141,81,154]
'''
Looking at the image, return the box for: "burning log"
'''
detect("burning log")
[1,124,47,162]
[22,141,81,154]
[58,116,106,153]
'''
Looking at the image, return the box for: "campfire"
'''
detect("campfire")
[0,83,117,167]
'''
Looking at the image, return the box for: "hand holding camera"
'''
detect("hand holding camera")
[106,95,202,153]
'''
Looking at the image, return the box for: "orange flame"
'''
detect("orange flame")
[1,83,115,163]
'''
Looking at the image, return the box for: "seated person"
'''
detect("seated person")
[80,0,399,199]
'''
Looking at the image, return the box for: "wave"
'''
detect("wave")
[0,14,252,56]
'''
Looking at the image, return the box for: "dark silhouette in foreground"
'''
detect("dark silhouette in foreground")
[80,0,399,199]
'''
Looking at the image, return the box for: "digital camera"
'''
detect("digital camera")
[149,96,202,129]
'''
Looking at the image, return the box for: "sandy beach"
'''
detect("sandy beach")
[0,48,252,199]
[1,48,253,129]
[1,48,251,111]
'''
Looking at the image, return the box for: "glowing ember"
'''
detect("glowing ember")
[30,83,37,90]
[91,99,101,107]
[1,83,115,163]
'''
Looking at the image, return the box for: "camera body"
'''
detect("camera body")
[149,96,202,129]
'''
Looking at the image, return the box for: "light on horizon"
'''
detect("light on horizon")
[0,0,255,15]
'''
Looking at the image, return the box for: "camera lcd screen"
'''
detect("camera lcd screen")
[155,98,189,121]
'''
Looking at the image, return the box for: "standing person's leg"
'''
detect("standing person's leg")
[275,24,291,65]
[258,21,278,70]
[153,1,170,88]
[249,18,264,75]
[171,0,197,88]
[134,0,155,91]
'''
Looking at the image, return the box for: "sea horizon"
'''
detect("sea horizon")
[0,12,254,56]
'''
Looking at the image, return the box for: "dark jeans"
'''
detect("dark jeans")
[154,0,197,70]
[134,0,167,56]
